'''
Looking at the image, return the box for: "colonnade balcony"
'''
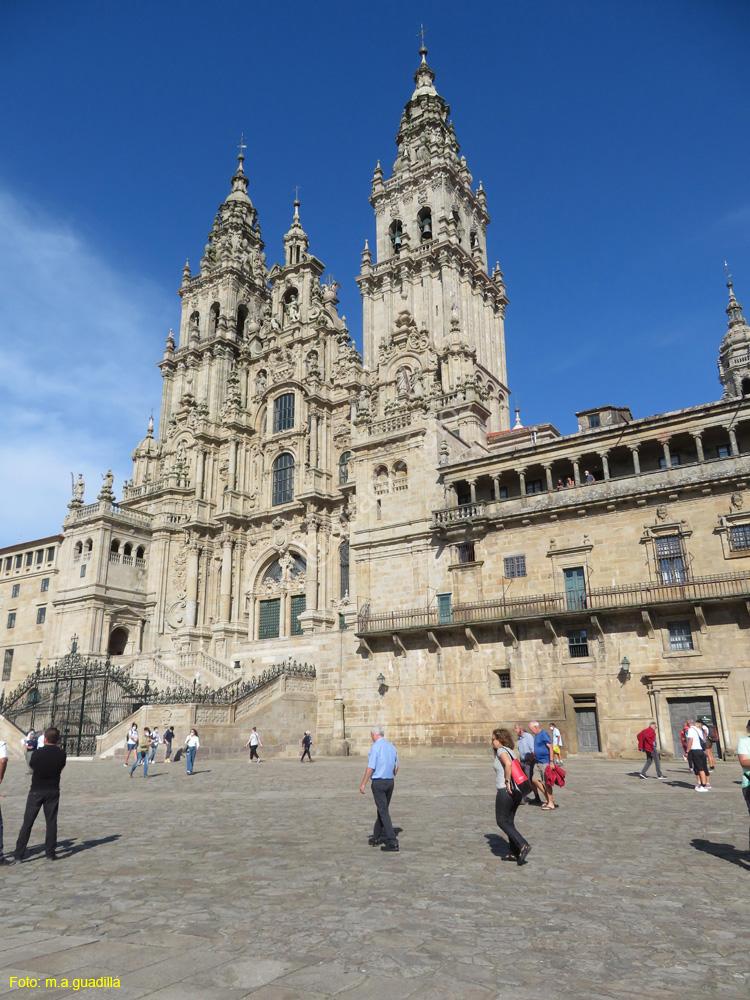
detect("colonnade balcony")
[356,569,750,636]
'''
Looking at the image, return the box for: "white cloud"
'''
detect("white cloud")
[0,187,174,544]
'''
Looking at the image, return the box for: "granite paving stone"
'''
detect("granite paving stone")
[0,755,748,999]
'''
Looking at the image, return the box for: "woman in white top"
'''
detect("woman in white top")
[491,728,531,865]
[184,728,200,775]
[124,724,138,766]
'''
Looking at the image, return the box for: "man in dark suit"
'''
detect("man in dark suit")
[14,727,66,861]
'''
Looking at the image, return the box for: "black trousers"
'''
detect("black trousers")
[370,778,397,845]
[301,746,312,761]
[495,787,529,857]
[249,745,260,760]
[15,788,60,859]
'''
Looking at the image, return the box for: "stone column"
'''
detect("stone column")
[692,432,704,463]
[247,595,256,641]
[310,410,319,467]
[572,460,580,486]
[228,441,237,491]
[728,426,739,456]
[544,466,553,492]
[195,451,204,499]
[517,469,526,495]
[449,484,458,506]
[492,476,502,501]
[333,694,345,742]
[469,479,477,504]
[599,452,610,481]
[306,520,319,611]
[630,446,641,475]
[662,440,672,469]
[220,537,233,621]
[186,546,200,627]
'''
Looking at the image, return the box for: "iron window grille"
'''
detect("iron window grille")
[273,393,295,433]
[496,671,511,689]
[458,543,476,564]
[258,598,281,639]
[2,648,12,681]
[339,541,350,599]
[7,613,16,629]
[668,620,693,651]
[36,607,46,625]
[272,453,295,506]
[41,578,49,592]
[11,584,19,598]
[729,525,750,552]
[567,629,589,658]
[504,555,527,578]
[290,594,306,636]
[655,535,687,584]
[588,413,601,428]
[339,451,352,485]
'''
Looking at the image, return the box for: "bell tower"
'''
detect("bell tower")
[357,42,510,429]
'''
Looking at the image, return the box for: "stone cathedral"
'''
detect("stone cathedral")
[2,46,750,759]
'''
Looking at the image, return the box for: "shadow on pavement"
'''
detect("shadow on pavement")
[691,838,750,871]
[484,833,514,858]
[20,834,121,861]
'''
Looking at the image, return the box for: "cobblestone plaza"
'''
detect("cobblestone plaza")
[1,755,748,999]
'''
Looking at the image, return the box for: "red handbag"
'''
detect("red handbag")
[510,756,532,795]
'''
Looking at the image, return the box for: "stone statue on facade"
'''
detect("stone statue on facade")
[98,469,115,503]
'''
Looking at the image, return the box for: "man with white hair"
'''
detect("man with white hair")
[359,725,399,852]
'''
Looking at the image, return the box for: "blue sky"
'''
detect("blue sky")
[1,0,748,544]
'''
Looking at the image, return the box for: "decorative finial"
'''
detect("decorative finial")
[237,132,247,169]
[293,186,301,221]
[147,412,154,437]
[725,260,734,293]
[514,405,523,430]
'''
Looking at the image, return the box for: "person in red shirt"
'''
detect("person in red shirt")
[637,722,665,780]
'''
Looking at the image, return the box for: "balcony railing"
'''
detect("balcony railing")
[357,570,750,633]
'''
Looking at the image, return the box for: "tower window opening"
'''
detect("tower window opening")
[470,229,478,249]
[272,453,295,506]
[273,393,295,433]
[389,219,403,256]
[742,378,750,397]
[339,540,350,599]
[209,301,220,338]
[452,210,462,244]
[237,304,248,339]
[418,207,432,243]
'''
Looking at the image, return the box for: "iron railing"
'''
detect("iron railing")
[357,570,750,633]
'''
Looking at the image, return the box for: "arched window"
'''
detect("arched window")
[452,209,462,244]
[262,560,283,584]
[85,538,93,552]
[135,546,145,562]
[393,461,409,491]
[339,540,350,599]
[282,287,299,325]
[110,540,120,554]
[123,543,133,557]
[108,627,129,656]
[273,393,295,433]
[339,451,352,485]
[470,229,478,250]
[389,219,403,255]
[209,301,220,337]
[236,304,248,339]
[272,453,295,505]
[418,207,432,242]
[374,465,389,495]
[190,310,200,338]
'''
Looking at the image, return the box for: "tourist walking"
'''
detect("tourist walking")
[185,729,200,775]
[359,726,399,852]
[13,727,66,862]
[684,718,710,791]
[245,727,262,762]
[491,728,531,865]
[124,724,138,766]
[637,722,665,779]
[550,722,563,761]
[528,721,556,809]
[148,727,161,763]
[737,719,750,852]
[129,727,152,778]
[514,723,541,804]
[0,737,7,865]
[300,731,313,762]
[22,730,37,771]
[163,725,175,762]
[699,718,716,770]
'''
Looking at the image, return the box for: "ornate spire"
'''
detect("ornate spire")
[412,33,436,96]
[726,264,746,329]
[227,137,252,204]
[283,192,309,265]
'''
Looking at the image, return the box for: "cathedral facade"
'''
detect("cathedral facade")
[2,47,750,758]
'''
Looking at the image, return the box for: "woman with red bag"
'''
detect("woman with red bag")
[491,728,532,866]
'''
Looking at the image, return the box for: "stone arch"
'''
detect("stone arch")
[108,626,129,656]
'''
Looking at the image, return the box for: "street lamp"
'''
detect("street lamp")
[618,656,631,681]
[376,672,387,697]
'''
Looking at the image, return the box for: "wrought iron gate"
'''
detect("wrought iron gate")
[0,653,145,756]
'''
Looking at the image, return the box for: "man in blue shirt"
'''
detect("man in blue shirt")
[359,726,399,852]
[529,720,556,810]
[514,723,541,805]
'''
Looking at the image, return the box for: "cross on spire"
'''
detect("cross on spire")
[294,184,300,202]
[725,260,733,285]
[418,23,428,48]
[237,132,247,158]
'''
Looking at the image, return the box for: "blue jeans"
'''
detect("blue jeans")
[130,752,149,777]
[186,746,196,773]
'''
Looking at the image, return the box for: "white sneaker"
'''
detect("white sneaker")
[639,774,648,779]
[656,776,666,780]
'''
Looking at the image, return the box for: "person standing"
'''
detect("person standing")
[185,729,200,775]
[0,738,7,865]
[163,725,175,763]
[491,728,531,865]
[698,718,716,771]
[148,727,161,764]
[300,731,313,762]
[737,719,750,853]
[514,723,541,804]
[22,730,37,772]
[359,726,399,852]
[245,727,263,762]
[129,728,152,778]
[13,727,66,862]
[637,722,666,779]
[684,718,710,791]
[124,724,138,766]
[550,722,563,761]
[528,721,556,809]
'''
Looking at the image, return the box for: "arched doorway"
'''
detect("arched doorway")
[108,627,129,656]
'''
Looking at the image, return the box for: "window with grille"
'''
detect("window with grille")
[11,584,19,598]
[7,613,16,629]
[258,598,281,639]
[567,629,589,658]
[2,649,12,681]
[273,393,295,433]
[36,607,46,625]
[668,621,693,651]
[588,413,601,428]
[272,453,294,505]
[729,525,750,551]
[437,593,452,624]
[504,555,526,578]
[80,564,86,578]
[496,670,511,689]
[339,541,350,599]
[290,594,306,636]
[41,578,49,592]
[525,479,543,495]
[655,534,687,584]
[339,451,352,485]
[458,543,476,564]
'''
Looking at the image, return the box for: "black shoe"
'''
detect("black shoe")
[46,854,59,861]
[368,837,382,847]
[517,844,532,866]
[381,842,399,852]
[0,857,16,866]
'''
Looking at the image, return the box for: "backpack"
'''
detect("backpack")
[706,725,718,745]
[701,727,713,748]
